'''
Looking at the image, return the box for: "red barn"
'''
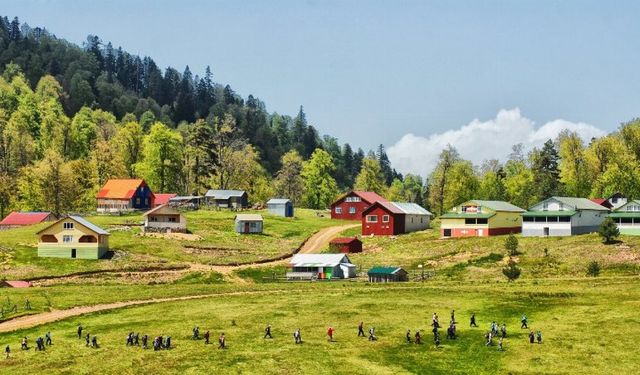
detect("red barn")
[330,191,387,220]
[362,201,432,236]
[329,237,363,253]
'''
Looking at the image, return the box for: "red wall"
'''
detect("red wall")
[362,206,404,235]
[441,226,521,237]
[331,193,374,220]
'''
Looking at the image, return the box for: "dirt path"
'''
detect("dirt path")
[297,223,359,254]
[0,290,289,333]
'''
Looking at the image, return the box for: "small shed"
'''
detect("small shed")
[266,198,294,217]
[329,237,363,253]
[235,214,263,234]
[143,204,187,233]
[0,280,32,288]
[367,267,408,282]
[287,254,356,280]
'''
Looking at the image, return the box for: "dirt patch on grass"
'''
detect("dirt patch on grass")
[606,249,640,264]
[141,232,202,241]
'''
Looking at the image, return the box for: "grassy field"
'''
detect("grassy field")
[0,209,336,279]
[1,279,639,374]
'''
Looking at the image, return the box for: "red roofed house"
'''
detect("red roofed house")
[329,237,363,253]
[154,193,177,207]
[96,179,155,213]
[362,201,432,236]
[330,191,387,220]
[0,211,56,230]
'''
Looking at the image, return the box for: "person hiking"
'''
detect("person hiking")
[4,345,9,359]
[153,337,160,351]
[21,337,28,351]
[368,327,377,341]
[529,331,535,344]
[264,324,273,339]
[406,329,412,343]
[470,313,478,327]
[165,336,171,349]
[85,333,90,347]
[500,324,507,338]
[327,327,335,342]
[142,335,148,349]
[358,321,365,337]
[521,315,528,329]
[450,310,456,324]
[91,335,98,348]
[415,330,422,344]
[434,332,441,348]
[293,328,302,344]
[193,326,200,340]
[432,313,439,328]
[133,333,139,346]
[204,330,210,344]
[77,324,83,339]
[536,330,542,344]
[498,337,504,351]
[486,331,493,346]
[218,333,226,349]
[126,332,133,346]
[447,324,456,339]
[45,332,52,346]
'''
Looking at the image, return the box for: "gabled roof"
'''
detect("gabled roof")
[364,201,432,216]
[532,197,609,211]
[290,253,351,267]
[154,193,177,205]
[0,211,53,226]
[235,214,263,221]
[368,266,405,275]
[466,200,526,212]
[205,190,247,199]
[333,191,387,206]
[96,179,151,199]
[267,198,291,204]
[143,204,181,217]
[613,199,640,212]
[37,216,110,236]
[371,201,405,214]
[330,237,362,245]
[1,280,32,288]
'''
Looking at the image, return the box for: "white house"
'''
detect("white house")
[522,197,609,237]
[287,254,356,280]
[609,199,640,235]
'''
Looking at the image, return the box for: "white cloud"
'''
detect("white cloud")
[387,108,606,177]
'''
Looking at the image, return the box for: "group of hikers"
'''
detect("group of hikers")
[4,312,544,359]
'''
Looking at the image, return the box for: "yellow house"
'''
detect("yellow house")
[440,200,525,237]
[37,216,110,259]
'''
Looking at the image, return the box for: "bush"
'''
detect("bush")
[586,261,601,277]
[502,258,521,282]
[504,233,519,256]
[598,217,619,244]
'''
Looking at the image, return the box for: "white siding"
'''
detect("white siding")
[403,214,430,233]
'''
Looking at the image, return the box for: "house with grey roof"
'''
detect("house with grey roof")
[522,197,610,237]
[234,214,263,234]
[362,201,432,236]
[205,189,248,209]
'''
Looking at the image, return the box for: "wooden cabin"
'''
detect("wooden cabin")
[143,204,186,233]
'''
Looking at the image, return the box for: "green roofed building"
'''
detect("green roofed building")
[522,197,609,237]
[609,200,640,235]
[367,267,408,282]
[440,200,525,237]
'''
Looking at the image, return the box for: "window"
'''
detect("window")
[465,218,475,225]
[382,215,390,223]
[559,216,571,222]
[621,217,633,224]
[349,207,356,214]
[366,215,378,223]
[543,202,548,211]
[477,218,488,224]
[63,222,74,230]
[169,217,177,223]
[335,207,342,214]
[63,235,73,243]
[345,196,361,203]
[523,216,533,222]
[411,217,414,223]
[136,198,141,205]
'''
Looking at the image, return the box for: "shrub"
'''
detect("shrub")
[504,233,519,256]
[502,258,521,282]
[598,217,619,244]
[586,261,601,277]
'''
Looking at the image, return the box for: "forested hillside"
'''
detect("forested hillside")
[0,16,405,217]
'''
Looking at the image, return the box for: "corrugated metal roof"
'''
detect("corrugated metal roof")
[69,216,110,235]
[235,214,263,221]
[267,198,291,204]
[154,193,177,206]
[391,202,432,215]
[96,179,149,199]
[468,200,526,212]
[1,280,32,288]
[353,191,388,204]
[0,211,52,226]
[205,190,246,199]
[290,254,351,267]
[368,266,403,275]
[543,197,610,211]
[143,204,181,217]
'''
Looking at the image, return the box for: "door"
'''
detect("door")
[478,229,484,237]
[287,205,293,217]
[71,249,77,258]
[443,229,452,237]
[244,222,250,233]
[543,227,549,236]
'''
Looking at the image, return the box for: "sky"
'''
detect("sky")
[3,0,640,176]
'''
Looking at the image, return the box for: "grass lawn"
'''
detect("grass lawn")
[1,279,638,374]
[0,209,338,279]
